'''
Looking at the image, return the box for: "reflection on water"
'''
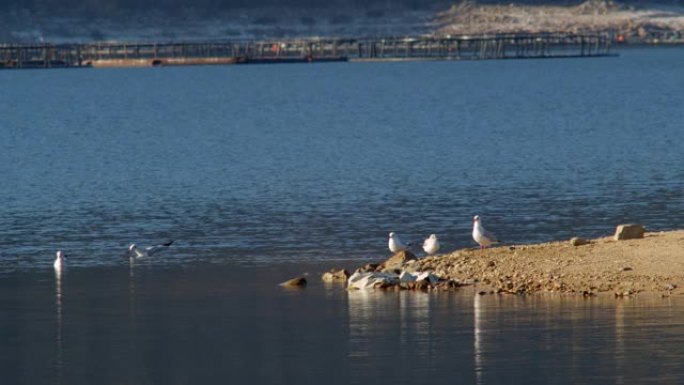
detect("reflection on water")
[349,288,684,384]
[615,301,624,385]
[474,294,483,385]
[348,290,433,359]
[5,266,684,384]
[347,290,378,359]
[399,291,430,357]
[128,258,136,319]
[54,269,63,385]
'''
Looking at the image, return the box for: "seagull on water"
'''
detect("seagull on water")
[422,234,440,255]
[472,215,500,250]
[388,232,409,253]
[54,250,65,271]
[127,240,174,259]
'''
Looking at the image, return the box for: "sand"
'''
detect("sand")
[415,230,684,296]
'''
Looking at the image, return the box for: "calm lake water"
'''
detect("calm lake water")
[1,47,683,384]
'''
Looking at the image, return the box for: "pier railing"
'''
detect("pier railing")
[0,33,612,69]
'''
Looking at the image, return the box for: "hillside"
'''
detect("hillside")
[435,0,684,42]
[0,0,682,42]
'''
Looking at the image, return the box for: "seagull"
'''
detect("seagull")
[54,250,65,271]
[127,240,174,259]
[388,232,409,253]
[422,234,440,255]
[472,215,500,251]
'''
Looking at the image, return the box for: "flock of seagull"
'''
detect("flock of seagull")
[52,215,500,272]
[52,240,175,273]
[392,214,500,255]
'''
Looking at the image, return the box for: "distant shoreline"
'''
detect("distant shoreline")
[435,0,684,46]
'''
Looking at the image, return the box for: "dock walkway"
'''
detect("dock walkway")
[0,33,612,69]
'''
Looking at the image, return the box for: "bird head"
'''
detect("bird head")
[56,250,63,259]
[473,215,480,224]
[389,232,396,238]
[128,244,136,251]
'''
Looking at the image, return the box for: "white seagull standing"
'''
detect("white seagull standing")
[388,232,408,253]
[127,240,174,259]
[54,250,65,271]
[472,215,500,251]
[422,234,440,255]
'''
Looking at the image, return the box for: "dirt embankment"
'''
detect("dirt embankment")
[434,0,684,42]
[417,230,684,296]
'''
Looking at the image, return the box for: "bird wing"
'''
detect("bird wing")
[482,228,500,243]
[146,240,174,256]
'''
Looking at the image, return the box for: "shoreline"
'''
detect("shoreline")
[413,230,684,297]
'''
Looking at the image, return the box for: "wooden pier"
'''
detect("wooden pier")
[0,33,612,69]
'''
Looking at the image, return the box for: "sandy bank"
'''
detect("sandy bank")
[415,230,684,296]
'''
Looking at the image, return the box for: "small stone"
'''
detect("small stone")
[280,277,307,287]
[403,260,421,273]
[621,267,633,272]
[377,250,417,272]
[487,261,496,268]
[321,269,350,283]
[570,237,590,246]
[614,224,645,240]
[477,291,487,295]
[666,283,677,291]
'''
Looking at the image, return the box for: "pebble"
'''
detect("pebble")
[280,277,307,287]
[570,237,590,246]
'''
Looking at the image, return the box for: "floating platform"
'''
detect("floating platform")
[0,33,613,70]
[235,55,349,64]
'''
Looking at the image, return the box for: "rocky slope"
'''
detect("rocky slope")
[434,0,684,42]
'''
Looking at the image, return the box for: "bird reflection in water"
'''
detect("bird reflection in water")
[474,294,485,385]
[615,301,624,385]
[347,289,432,360]
[347,290,375,359]
[54,268,64,385]
[399,291,430,356]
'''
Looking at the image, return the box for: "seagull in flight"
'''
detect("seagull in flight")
[472,215,500,251]
[388,232,409,253]
[54,250,66,271]
[422,234,440,255]
[127,240,174,259]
